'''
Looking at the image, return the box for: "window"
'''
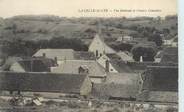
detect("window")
[96,50,98,57]
[100,53,102,57]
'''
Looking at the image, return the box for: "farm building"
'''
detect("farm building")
[116,35,133,42]
[33,49,74,61]
[97,53,134,73]
[106,60,134,73]
[51,60,106,83]
[0,56,22,71]
[0,72,92,96]
[138,66,178,103]
[92,72,142,100]
[97,54,121,73]
[155,47,178,63]
[9,57,57,72]
[116,51,134,62]
[163,35,178,47]
[33,49,95,65]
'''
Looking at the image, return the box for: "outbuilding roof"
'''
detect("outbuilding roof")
[92,72,141,99]
[109,60,133,73]
[147,91,178,103]
[13,58,56,72]
[33,49,96,61]
[137,65,178,103]
[52,60,106,77]
[142,66,178,92]
[155,47,178,63]
[33,49,74,60]
[0,72,89,94]
[74,51,95,60]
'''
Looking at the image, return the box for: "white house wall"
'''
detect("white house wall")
[9,62,25,72]
[88,34,116,57]
[97,55,118,73]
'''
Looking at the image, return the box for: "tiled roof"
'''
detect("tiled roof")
[147,91,178,103]
[116,52,134,62]
[106,72,141,85]
[106,54,121,60]
[163,47,178,55]
[138,65,178,103]
[33,49,96,61]
[0,72,88,94]
[74,51,95,60]
[92,73,141,99]
[142,66,178,92]
[137,90,178,103]
[33,49,75,60]
[109,60,133,73]
[160,54,178,63]
[156,47,178,63]
[0,57,22,71]
[14,58,56,72]
[52,60,106,77]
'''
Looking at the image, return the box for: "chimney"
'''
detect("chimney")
[42,53,46,58]
[54,57,58,66]
[78,66,89,74]
[105,60,110,72]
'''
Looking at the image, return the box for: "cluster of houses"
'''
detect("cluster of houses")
[0,34,178,104]
[116,34,178,47]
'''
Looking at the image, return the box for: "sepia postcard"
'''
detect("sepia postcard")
[0,0,181,112]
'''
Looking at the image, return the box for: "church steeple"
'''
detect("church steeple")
[98,19,102,36]
[88,19,116,58]
[97,19,106,54]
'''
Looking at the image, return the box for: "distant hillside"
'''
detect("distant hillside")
[0,15,178,42]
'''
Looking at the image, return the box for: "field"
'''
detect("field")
[0,15,177,42]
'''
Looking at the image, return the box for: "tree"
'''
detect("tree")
[37,39,49,48]
[131,45,156,62]
[163,28,170,35]
[12,24,17,34]
[153,35,163,46]
[148,33,163,46]
[1,39,38,56]
[1,37,88,57]
[111,43,133,52]
[49,37,88,51]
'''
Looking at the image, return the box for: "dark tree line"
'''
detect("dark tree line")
[111,43,133,52]
[1,37,88,57]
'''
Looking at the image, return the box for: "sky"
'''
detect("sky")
[0,0,177,18]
